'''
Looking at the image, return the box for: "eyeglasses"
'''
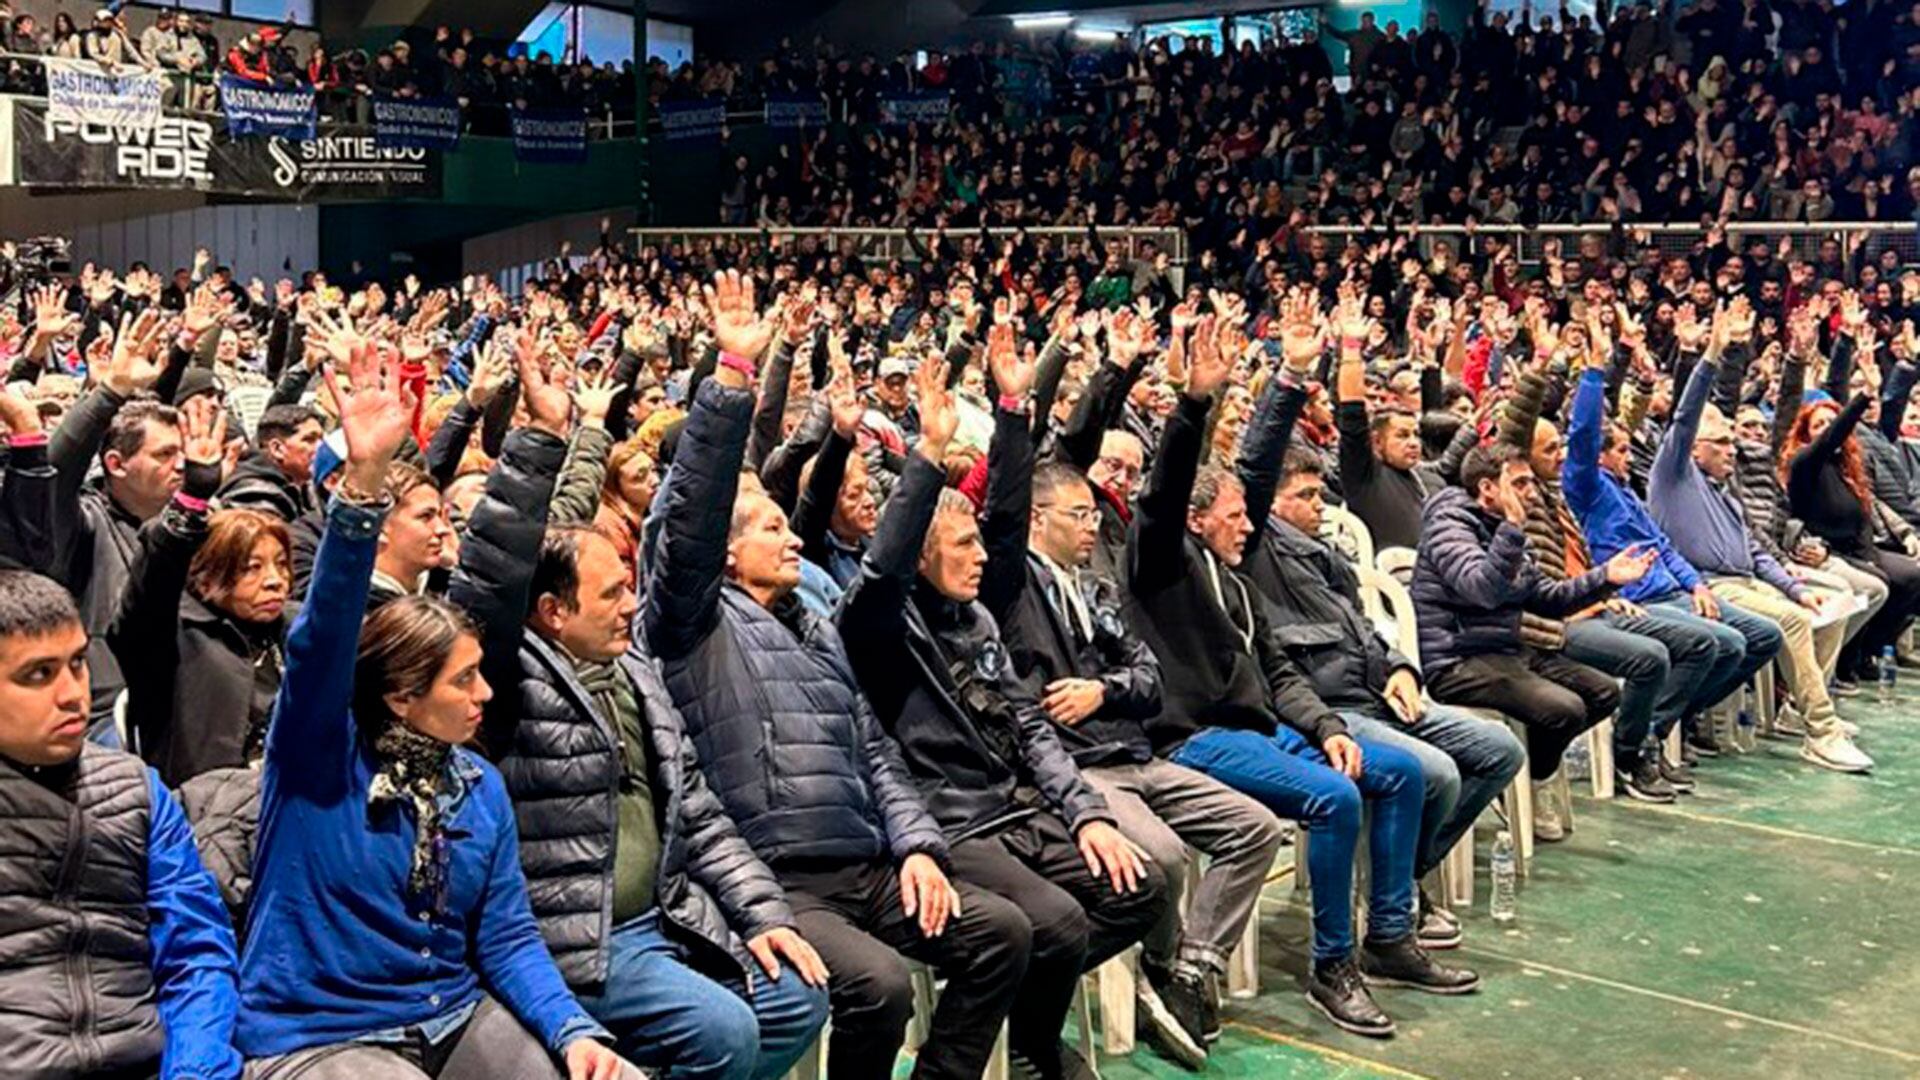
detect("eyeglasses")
[1038,504,1101,525]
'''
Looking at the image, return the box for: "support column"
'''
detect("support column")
[633,2,650,224]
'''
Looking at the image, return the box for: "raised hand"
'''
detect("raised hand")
[572,362,620,430]
[324,339,417,489]
[102,308,169,397]
[705,269,775,362]
[31,285,79,343]
[1185,315,1231,399]
[987,321,1032,401]
[781,283,819,346]
[515,330,573,438]
[1673,303,1708,351]
[466,337,514,409]
[1279,290,1322,371]
[0,383,42,436]
[827,358,864,438]
[179,395,229,468]
[914,355,957,458]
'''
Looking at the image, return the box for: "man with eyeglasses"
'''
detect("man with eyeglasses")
[980,380,1283,1067]
[1648,308,1871,773]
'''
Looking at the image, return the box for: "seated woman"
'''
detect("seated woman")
[112,398,294,788]
[236,343,632,1080]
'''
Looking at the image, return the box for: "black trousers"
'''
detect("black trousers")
[1842,548,1920,676]
[781,859,1030,1080]
[1427,648,1620,781]
[949,812,1168,1072]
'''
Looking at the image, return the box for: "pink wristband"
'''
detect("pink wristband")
[1340,336,1363,352]
[174,493,210,513]
[718,351,755,377]
[997,394,1027,413]
[6,432,48,449]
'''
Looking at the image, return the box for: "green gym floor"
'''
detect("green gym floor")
[1081,687,1920,1080]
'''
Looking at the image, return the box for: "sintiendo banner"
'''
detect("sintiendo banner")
[10,101,442,201]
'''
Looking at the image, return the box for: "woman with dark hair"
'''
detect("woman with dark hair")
[112,399,294,787]
[1783,395,1920,679]
[235,343,632,1080]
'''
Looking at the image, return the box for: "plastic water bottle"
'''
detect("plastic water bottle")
[1563,736,1592,782]
[1490,831,1517,923]
[1878,646,1898,704]
[1735,707,1756,752]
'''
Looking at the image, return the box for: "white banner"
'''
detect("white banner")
[44,58,163,132]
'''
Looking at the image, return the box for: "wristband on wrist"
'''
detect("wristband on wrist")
[6,432,47,448]
[718,351,756,377]
[1340,336,1363,352]
[996,393,1027,413]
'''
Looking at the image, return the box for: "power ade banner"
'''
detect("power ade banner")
[509,106,587,164]
[764,93,829,128]
[878,91,949,126]
[220,76,318,141]
[12,102,441,200]
[44,58,163,132]
[657,99,724,141]
[370,95,461,150]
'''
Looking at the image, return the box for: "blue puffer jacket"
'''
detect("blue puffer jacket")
[645,379,949,871]
[1412,486,1615,672]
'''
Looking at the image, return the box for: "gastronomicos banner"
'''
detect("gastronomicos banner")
[10,102,441,200]
[44,58,163,132]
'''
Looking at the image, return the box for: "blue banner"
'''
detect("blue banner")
[878,91,950,126]
[657,99,725,141]
[510,106,588,164]
[219,76,316,140]
[765,93,829,128]
[371,95,462,150]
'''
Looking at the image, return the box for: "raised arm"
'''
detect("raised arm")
[1561,365,1609,516]
[1130,317,1230,591]
[978,322,1037,625]
[643,270,771,662]
[265,342,415,804]
[0,391,60,576]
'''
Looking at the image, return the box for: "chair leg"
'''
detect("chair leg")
[784,1029,826,1080]
[1074,975,1101,1072]
[1095,954,1136,1056]
[1589,720,1616,800]
[1553,765,1575,834]
[984,1022,1011,1080]
[1442,834,1474,908]
[906,965,935,1052]
[1228,911,1259,1000]
[1503,771,1534,875]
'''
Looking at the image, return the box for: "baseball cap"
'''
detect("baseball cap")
[878,356,911,380]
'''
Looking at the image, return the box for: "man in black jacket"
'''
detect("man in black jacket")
[1238,338,1525,946]
[452,340,830,1080]
[216,403,324,522]
[646,272,1027,1080]
[839,344,1165,1080]
[1128,315,1475,1041]
[977,322,1283,1067]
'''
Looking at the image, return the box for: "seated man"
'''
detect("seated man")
[451,351,829,1080]
[1128,316,1475,1041]
[1416,444,1643,796]
[1497,355,1721,807]
[1564,349,1785,759]
[1648,308,1873,773]
[977,325,1283,1067]
[646,274,1028,1080]
[839,347,1167,1080]
[1238,359,1524,940]
[0,569,242,1080]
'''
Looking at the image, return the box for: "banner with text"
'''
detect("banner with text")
[764,93,829,128]
[878,91,949,126]
[219,76,317,141]
[656,99,724,141]
[44,58,163,132]
[11,102,441,201]
[510,106,588,164]
[370,95,461,150]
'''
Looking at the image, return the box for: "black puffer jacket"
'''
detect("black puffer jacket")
[645,380,949,870]
[452,425,792,991]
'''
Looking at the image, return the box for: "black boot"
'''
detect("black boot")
[1306,956,1395,1037]
[1360,934,1482,995]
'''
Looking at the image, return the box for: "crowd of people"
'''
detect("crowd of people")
[0,3,638,127]
[710,2,1920,230]
[2,177,1918,1077]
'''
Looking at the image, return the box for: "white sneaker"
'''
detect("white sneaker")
[1801,732,1874,774]
[1772,704,1807,737]
[1531,781,1566,842]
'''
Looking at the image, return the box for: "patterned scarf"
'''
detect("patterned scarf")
[367,722,455,913]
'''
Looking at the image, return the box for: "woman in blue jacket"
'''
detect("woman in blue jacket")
[235,342,632,1080]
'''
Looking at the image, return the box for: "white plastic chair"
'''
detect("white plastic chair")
[1321,504,1375,572]
[1374,545,1417,584]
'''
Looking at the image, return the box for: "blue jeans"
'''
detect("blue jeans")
[1646,595,1785,727]
[1564,609,1722,756]
[1343,706,1525,879]
[573,911,830,1080]
[1171,724,1424,962]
